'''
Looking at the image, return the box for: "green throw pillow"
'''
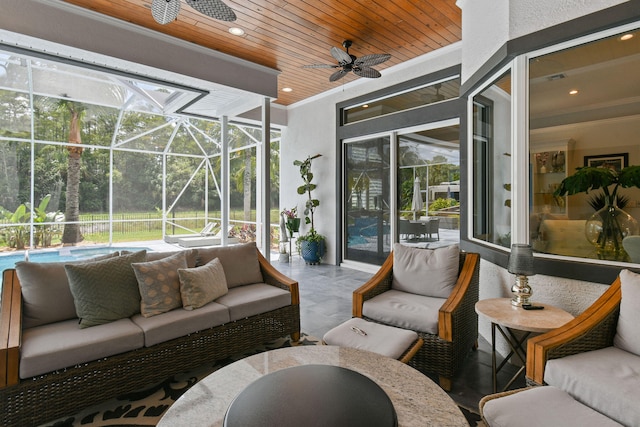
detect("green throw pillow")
[66,250,147,328]
[133,251,187,317]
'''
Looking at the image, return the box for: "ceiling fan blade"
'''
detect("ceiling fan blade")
[151,0,181,25]
[354,66,382,79]
[185,0,237,22]
[302,64,339,69]
[329,69,349,82]
[355,53,391,67]
[330,47,353,65]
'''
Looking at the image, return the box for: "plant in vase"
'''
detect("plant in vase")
[294,154,325,264]
[281,206,300,239]
[554,165,640,260]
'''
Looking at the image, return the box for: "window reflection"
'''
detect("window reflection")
[398,126,460,245]
[529,28,640,261]
[343,77,460,124]
[344,137,391,265]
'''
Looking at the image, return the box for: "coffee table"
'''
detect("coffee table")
[158,346,468,427]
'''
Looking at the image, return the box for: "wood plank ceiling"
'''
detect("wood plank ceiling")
[62,0,461,106]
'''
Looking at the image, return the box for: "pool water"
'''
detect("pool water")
[0,246,150,272]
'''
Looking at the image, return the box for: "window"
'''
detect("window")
[343,77,461,124]
[528,27,640,262]
[471,70,512,248]
[0,48,277,252]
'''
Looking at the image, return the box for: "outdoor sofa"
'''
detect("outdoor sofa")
[0,242,300,426]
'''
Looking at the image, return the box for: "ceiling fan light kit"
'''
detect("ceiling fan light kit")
[303,40,391,82]
[151,0,236,24]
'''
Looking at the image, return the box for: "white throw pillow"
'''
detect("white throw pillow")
[178,258,228,310]
[613,269,640,356]
[391,243,459,298]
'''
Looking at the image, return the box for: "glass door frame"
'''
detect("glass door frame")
[340,118,461,270]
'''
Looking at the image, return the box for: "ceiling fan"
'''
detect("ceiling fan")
[151,0,236,25]
[303,40,391,82]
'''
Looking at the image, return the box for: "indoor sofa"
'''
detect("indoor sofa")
[0,242,300,426]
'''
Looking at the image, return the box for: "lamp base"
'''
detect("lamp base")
[511,275,532,306]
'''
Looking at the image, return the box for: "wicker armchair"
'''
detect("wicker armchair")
[526,275,621,386]
[353,250,480,391]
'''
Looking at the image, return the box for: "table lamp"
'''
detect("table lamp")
[508,244,534,306]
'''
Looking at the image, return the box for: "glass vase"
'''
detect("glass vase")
[585,203,639,261]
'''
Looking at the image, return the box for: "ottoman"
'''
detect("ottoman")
[480,386,622,427]
[323,317,423,363]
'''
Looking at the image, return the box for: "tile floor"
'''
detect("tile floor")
[274,256,526,412]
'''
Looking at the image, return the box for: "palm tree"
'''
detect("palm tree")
[60,99,86,244]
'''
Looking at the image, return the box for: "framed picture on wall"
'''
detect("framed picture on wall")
[584,153,629,171]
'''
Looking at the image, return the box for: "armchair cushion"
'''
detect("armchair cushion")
[613,269,640,356]
[362,289,445,334]
[482,386,623,427]
[544,346,640,427]
[391,243,459,298]
[178,258,228,310]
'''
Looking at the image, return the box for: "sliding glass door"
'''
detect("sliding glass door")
[343,136,391,265]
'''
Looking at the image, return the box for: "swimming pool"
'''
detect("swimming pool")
[0,246,150,272]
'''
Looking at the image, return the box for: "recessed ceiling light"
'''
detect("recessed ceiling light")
[620,34,634,41]
[569,89,579,95]
[228,27,245,36]
[362,104,369,108]
[282,87,293,92]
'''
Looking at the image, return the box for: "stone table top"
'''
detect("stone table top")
[158,345,468,427]
[475,298,574,333]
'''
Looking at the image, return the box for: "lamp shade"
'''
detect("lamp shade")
[508,244,534,276]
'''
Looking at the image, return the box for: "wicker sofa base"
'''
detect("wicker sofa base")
[0,304,300,426]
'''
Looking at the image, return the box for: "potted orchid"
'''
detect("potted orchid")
[282,206,300,239]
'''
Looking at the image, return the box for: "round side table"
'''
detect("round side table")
[475,298,574,392]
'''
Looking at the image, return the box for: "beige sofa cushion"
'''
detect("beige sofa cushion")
[16,252,119,329]
[196,242,263,288]
[133,251,187,317]
[215,283,291,321]
[144,249,198,268]
[391,243,459,298]
[131,302,230,347]
[614,269,640,356]
[20,318,143,379]
[544,346,640,427]
[362,289,444,334]
[178,258,228,310]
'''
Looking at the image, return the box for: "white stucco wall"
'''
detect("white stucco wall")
[281,44,462,265]
[458,0,630,354]
[457,0,629,82]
